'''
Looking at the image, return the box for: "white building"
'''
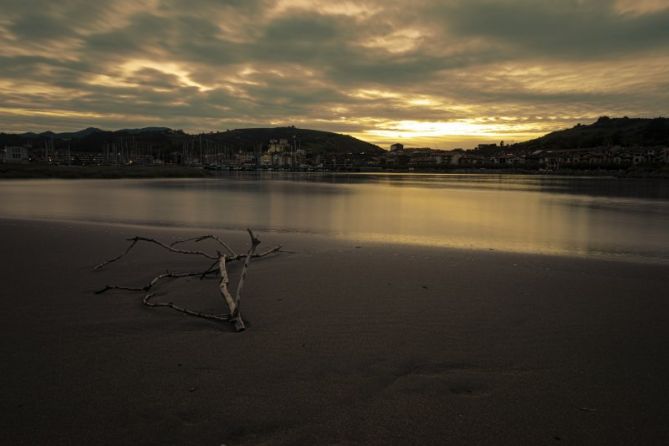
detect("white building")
[2,146,29,163]
[267,139,291,154]
[661,147,669,164]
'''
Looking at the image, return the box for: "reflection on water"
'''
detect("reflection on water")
[1,173,668,262]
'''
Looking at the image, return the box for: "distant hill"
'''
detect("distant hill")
[0,127,190,153]
[0,126,382,154]
[206,127,382,154]
[512,117,669,151]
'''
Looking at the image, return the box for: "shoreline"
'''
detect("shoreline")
[2,163,668,179]
[2,218,669,444]
[2,215,668,267]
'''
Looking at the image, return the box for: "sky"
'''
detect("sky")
[1,0,668,149]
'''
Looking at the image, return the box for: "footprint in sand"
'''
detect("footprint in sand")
[385,362,497,398]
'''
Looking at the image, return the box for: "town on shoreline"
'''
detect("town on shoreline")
[2,117,669,178]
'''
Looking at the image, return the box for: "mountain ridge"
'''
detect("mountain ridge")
[511,117,669,151]
[0,126,383,154]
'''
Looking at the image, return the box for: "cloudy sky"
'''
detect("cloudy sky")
[1,0,668,148]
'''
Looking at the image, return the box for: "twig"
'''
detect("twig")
[95,284,144,294]
[200,258,220,279]
[94,238,139,271]
[228,244,282,261]
[143,293,231,323]
[95,268,218,295]
[94,236,217,271]
[170,235,237,257]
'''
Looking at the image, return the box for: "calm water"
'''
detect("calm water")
[1,173,668,262]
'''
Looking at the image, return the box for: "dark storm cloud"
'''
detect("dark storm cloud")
[0,0,668,147]
[9,13,77,41]
[434,0,669,59]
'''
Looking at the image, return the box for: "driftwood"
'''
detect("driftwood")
[94,229,281,331]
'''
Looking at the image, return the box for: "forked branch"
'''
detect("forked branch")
[94,229,281,331]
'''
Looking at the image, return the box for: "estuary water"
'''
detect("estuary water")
[1,173,668,262]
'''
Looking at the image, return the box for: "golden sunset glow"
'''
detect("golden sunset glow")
[614,0,669,15]
[368,121,499,139]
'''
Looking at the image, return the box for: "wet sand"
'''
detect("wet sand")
[1,218,668,445]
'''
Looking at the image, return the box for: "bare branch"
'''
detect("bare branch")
[236,230,261,309]
[143,293,231,323]
[229,244,282,261]
[95,268,218,295]
[229,229,261,331]
[170,235,237,257]
[94,238,138,271]
[95,284,144,294]
[94,236,217,270]
[95,229,280,332]
[218,255,237,316]
[200,258,220,280]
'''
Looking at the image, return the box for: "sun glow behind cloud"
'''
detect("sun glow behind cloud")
[360,29,425,53]
[360,119,547,147]
[614,0,669,15]
[121,60,213,91]
[369,120,499,138]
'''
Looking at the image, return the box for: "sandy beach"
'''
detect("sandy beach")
[1,217,668,445]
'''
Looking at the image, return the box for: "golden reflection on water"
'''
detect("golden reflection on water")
[0,175,668,261]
